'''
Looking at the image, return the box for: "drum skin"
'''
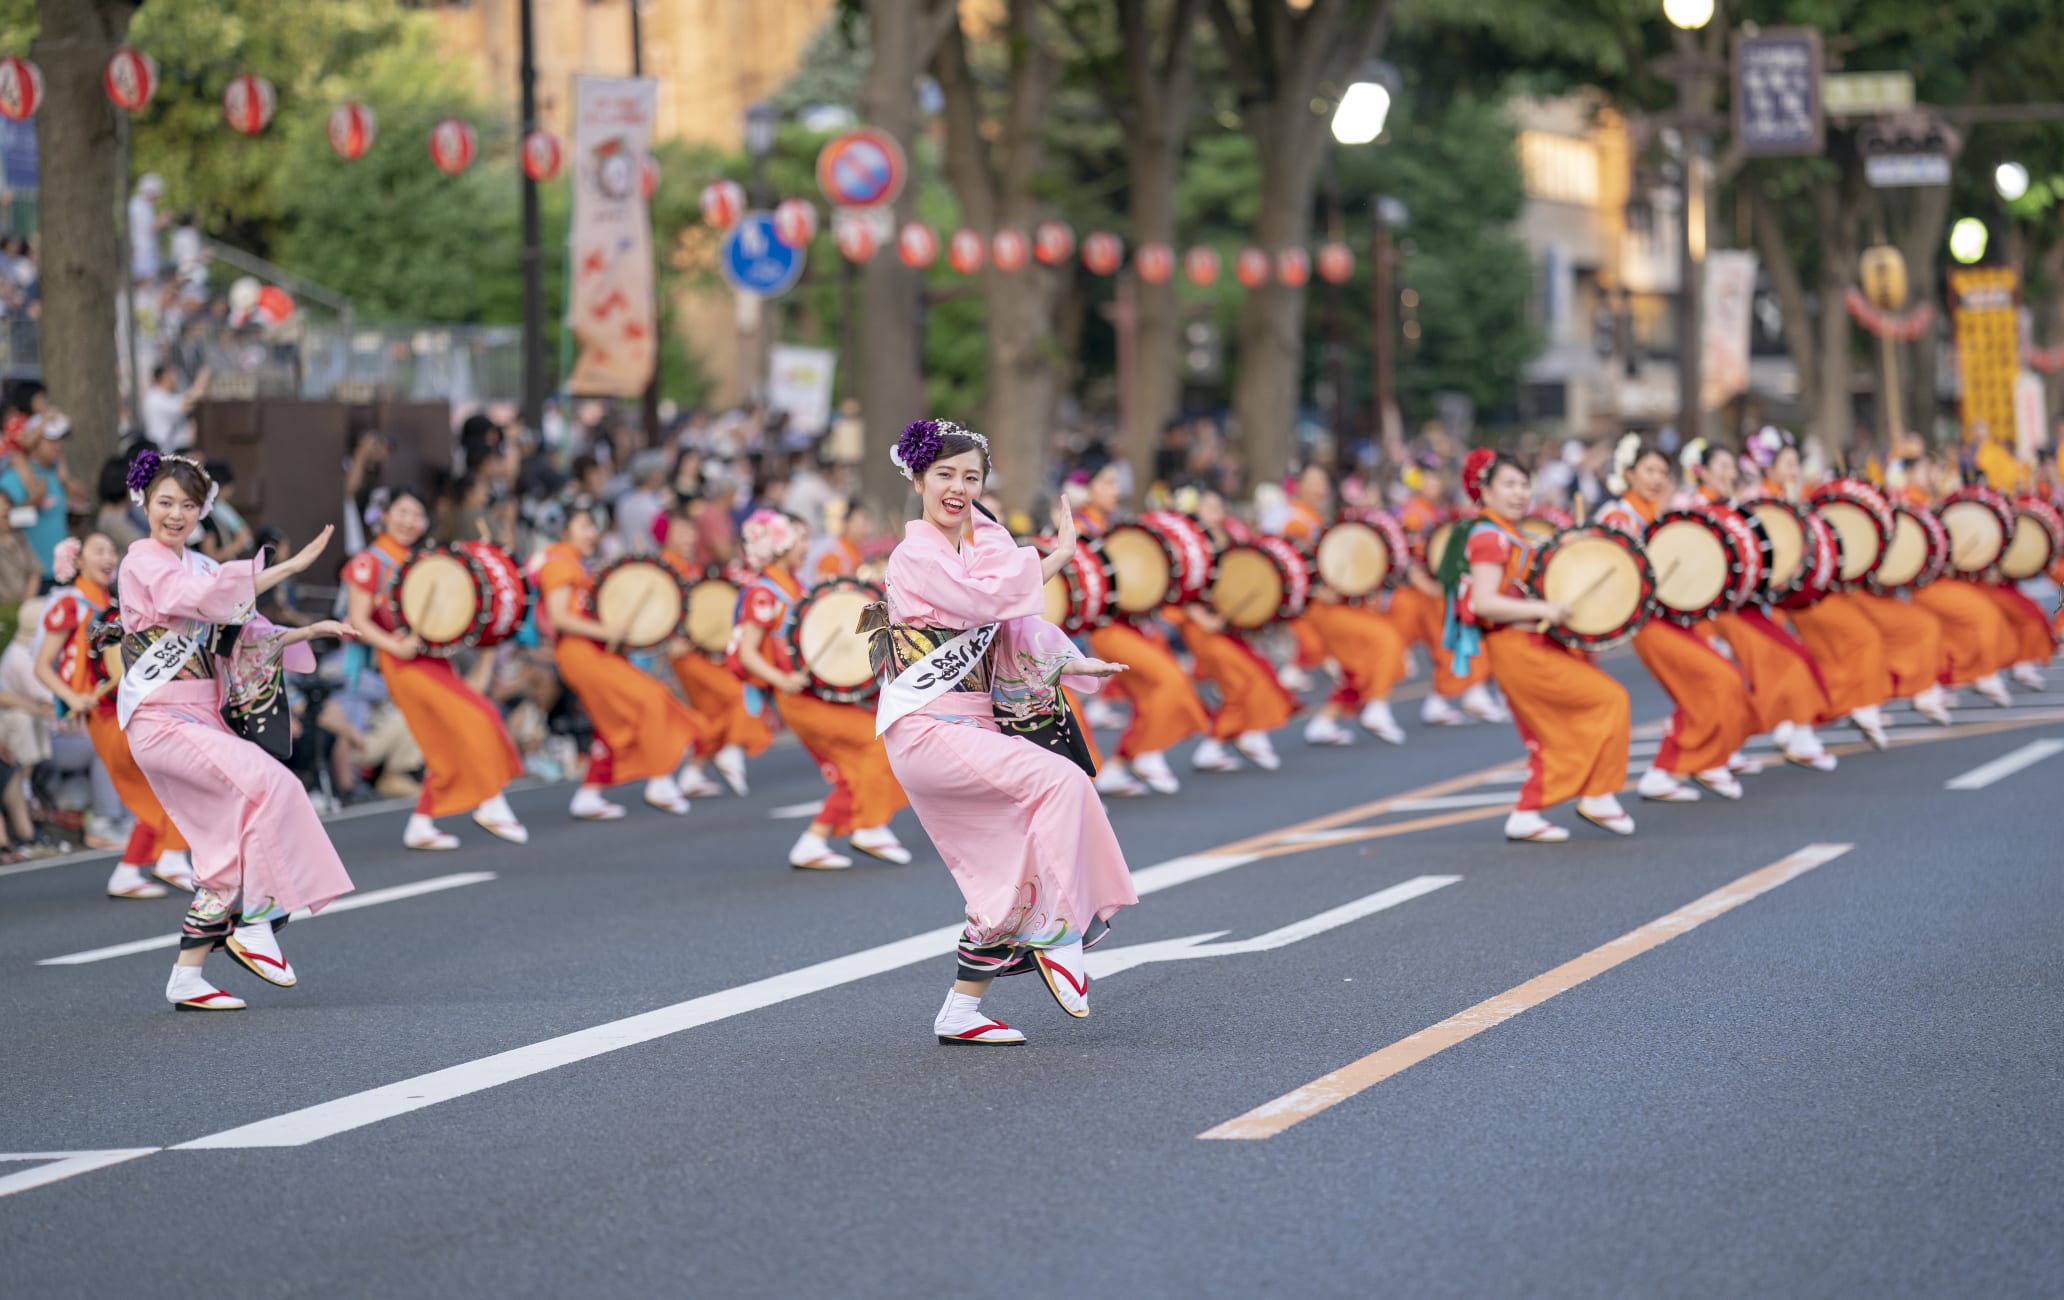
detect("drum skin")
[1519,507,1575,541]
[1744,498,1809,601]
[1938,486,2015,578]
[1210,540,1311,630]
[1315,511,1408,602]
[1101,523,1174,615]
[1524,525,1654,652]
[2000,496,2064,581]
[789,577,884,704]
[396,542,529,657]
[1870,504,1949,593]
[683,570,742,660]
[1423,519,1461,575]
[591,557,689,650]
[1808,480,1894,588]
[1642,510,1734,627]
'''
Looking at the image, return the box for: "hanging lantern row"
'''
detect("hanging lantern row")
[1842,288,1935,343]
[104,48,158,112]
[0,56,40,122]
[327,102,376,161]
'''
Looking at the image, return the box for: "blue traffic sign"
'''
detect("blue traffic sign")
[721,211,806,297]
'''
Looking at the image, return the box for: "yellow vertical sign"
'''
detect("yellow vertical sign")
[1948,267,2020,462]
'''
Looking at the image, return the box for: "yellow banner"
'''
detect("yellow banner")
[566,76,658,397]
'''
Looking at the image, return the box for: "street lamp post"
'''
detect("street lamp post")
[1331,66,1397,459]
[739,102,779,407]
[1666,0,1715,448]
[629,0,659,443]
[518,0,547,437]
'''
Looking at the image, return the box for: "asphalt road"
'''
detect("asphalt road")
[2,654,2060,1299]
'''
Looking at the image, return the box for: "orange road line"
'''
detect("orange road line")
[1198,842,1855,1141]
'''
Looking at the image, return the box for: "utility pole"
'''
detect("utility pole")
[518,0,547,437]
[629,0,662,446]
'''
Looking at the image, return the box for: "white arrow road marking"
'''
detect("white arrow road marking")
[1086,875,1461,980]
[0,1150,160,1199]
[37,873,498,967]
[1944,738,2064,790]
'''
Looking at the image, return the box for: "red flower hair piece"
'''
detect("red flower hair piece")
[1462,447,1499,503]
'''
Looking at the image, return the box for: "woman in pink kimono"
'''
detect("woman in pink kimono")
[875,419,1136,1047]
[117,451,358,1012]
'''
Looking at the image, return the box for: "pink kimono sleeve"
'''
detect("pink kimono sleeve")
[910,515,1045,626]
[125,546,263,626]
[989,614,1103,720]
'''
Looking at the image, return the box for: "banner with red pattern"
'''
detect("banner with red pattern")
[565,76,658,398]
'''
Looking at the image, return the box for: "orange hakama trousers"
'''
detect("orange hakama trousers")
[380,651,525,818]
[1713,610,1830,732]
[1088,622,1210,759]
[772,691,907,835]
[1985,584,2057,666]
[1912,580,2018,685]
[1388,585,1491,698]
[1632,621,1757,775]
[1182,624,1297,740]
[1786,593,1891,715]
[86,707,188,866]
[1845,593,1946,699]
[556,638,705,785]
[669,650,774,757]
[1482,627,1630,812]
[1301,601,1407,709]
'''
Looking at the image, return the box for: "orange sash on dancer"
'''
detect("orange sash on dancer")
[1086,621,1209,759]
[1164,607,1296,741]
[538,542,706,783]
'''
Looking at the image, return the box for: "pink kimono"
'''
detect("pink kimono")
[882,515,1136,953]
[118,539,353,924]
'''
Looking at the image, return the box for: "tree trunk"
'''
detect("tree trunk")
[1128,152,1182,491]
[1814,259,1854,455]
[1893,182,1951,444]
[1231,108,1324,485]
[33,0,137,478]
[1745,178,1816,426]
[855,0,936,521]
[981,269,1062,514]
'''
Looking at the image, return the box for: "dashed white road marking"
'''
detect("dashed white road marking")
[0,1150,161,1199]
[1944,738,2064,791]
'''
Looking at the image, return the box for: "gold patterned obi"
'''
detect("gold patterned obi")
[865,615,994,695]
[120,623,224,684]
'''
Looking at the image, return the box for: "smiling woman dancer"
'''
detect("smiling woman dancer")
[876,420,1137,1047]
[1442,448,1634,842]
[116,450,356,1011]
[342,487,529,850]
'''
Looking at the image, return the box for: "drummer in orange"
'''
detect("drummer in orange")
[1070,466,1213,795]
[1446,449,1633,842]
[1900,455,2020,707]
[1178,488,1296,772]
[730,509,911,869]
[1278,467,1334,695]
[1282,465,1409,745]
[535,499,701,820]
[659,504,769,796]
[1595,440,1759,802]
[1755,432,1897,747]
[33,533,194,898]
[1696,446,1839,769]
[810,499,875,581]
[1389,462,1505,727]
[342,488,530,848]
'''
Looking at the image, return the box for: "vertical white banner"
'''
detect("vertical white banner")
[766,344,837,436]
[566,76,658,397]
[1700,250,1759,411]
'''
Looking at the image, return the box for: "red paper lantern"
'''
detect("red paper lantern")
[429,118,477,175]
[898,223,939,269]
[327,102,377,162]
[1235,247,1271,289]
[522,131,563,182]
[773,198,818,249]
[1135,242,1174,284]
[1276,248,1312,288]
[104,48,157,113]
[640,156,659,200]
[1316,242,1355,285]
[948,228,986,275]
[221,73,275,136]
[1183,246,1220,287]
[0,58,39,122]
[1082,231,1124,277]
[1034,221,1075,266]
[834,213,877,262]
[991,229,1030,273]
[700,180,745,229]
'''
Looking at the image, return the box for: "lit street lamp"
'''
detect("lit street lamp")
[1949,217,1990,265]
[1331,81,1391,147]
[1995,161,2030,202]
[1663,0,1715,29]
[1331,65,1403,461]
[1660,0,1719,447]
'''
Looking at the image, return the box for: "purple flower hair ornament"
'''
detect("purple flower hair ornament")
[890,418,989,481]
[126,447,219,519]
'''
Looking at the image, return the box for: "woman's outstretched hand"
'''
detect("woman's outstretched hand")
[288,525,335,574]
[1061,657,1126,679]
[1051,498,1078,548]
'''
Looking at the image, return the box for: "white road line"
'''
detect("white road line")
[1087,875,1460,979]
[1944,738,2064,791]
[1383,792,1517,813]
[0,1150,160,1199]
[172,851,1259,1150]
[36,872,498,967]
[767,801,823,820]
[1278,830,1368,845]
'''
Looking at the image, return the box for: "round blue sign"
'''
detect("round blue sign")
[721,211,805,297]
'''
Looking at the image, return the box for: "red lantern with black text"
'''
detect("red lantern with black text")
[327,103,377,162]
[899,223,939,269]
[104,48,157,113]
[1035,221,1075,266]
[1276,247,1311,288]
[222,73,275,136]
[992,229,1029,273]
[1082,231,1124,277]
[773,198,818,249]
[1184,246,1220,287]
[429,118,477,175]
[834,213,877,262]
[1235,248,1271,289]
[522,131,563,182]
[1135,242,1174,285]
[701,180,745,229]
[948,228,986,275]
[1317,242,1355,285]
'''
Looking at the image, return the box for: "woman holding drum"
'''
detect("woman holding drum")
[660,504,769,797]
[875,419,1134,1046]
[1179,488,1297,772]
[1391,467,1506,727]
[342,487,530,850]
[1444,449,1633,842]
[730,509,911,870]
[535,501,705,821]
[1901,459,2019,704]
[1595,440,1758,803]
[1280,466,1409,746]
[1811,478,1955,727]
